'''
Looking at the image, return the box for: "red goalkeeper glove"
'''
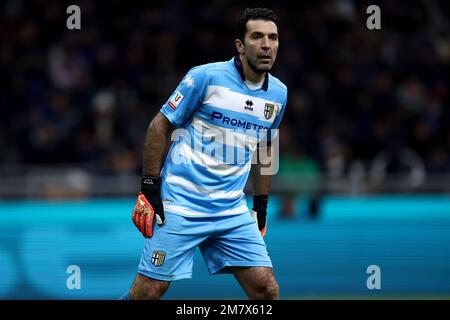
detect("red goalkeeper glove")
[132,176,165,238]
[251,195,268,237]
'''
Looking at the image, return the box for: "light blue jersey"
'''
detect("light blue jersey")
[159,56,287,217]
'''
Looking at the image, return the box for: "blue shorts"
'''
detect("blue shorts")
[137,212,272,281]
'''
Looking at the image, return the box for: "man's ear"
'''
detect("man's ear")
[235,39,244,54]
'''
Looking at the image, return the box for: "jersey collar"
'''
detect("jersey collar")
[233,55,269,91]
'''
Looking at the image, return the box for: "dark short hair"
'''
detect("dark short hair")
[237,8,279,41]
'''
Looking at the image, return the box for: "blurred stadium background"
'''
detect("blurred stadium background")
[1,0,450,299]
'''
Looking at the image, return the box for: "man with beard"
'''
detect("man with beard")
[121,7,287,300]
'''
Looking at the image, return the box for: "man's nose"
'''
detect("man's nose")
[261,36,270,49]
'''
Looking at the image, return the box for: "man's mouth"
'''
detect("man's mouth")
[259,55,272,61]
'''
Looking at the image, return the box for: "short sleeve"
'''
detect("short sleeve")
[160,66,209,127]
[267,90,288,142]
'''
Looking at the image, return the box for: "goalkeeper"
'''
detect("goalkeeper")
[120,8,287,300]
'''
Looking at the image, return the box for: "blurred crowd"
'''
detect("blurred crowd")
[1,0,449,178]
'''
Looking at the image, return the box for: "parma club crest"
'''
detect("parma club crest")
[264,103,275,120]
[151,250,166,267]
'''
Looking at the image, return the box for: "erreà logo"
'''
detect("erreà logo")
[168,91,184,110]
[244,100,254,111]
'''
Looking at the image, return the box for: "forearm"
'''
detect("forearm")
[251,164,271,195]
[250,146,272,237]
[143,112,172,176]
[251,146,272,196]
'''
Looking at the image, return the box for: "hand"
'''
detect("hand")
[251,195,268,237]
[132,176,165,238]
[250,209,267,237]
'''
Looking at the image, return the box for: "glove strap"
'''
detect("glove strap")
[253,194,268,211]
[141,176,161,195]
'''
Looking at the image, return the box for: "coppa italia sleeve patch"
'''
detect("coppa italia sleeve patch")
[168,91,184,110]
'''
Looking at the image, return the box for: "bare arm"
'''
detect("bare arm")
[142,111,173,176]
[132,111,172,236]
[250,144,273,236]
[251,145,272,196]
